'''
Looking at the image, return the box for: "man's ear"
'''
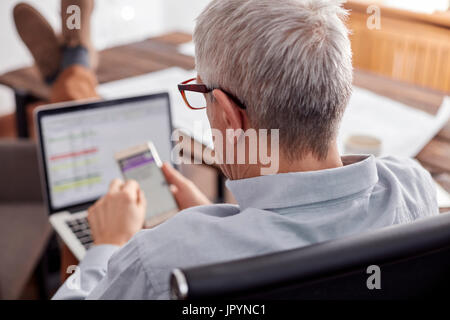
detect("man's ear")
[212,89,244,131]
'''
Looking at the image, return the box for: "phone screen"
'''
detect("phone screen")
[118,149,178,220]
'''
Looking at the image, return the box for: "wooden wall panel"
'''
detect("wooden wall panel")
[346,4,450,92]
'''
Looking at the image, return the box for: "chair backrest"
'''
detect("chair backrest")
[171,212,450,300]
[0,139,43,203]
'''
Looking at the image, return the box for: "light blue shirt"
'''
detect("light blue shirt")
[53,155,438,300]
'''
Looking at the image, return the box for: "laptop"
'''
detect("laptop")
[35,93,174,260]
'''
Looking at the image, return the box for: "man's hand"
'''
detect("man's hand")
[88,179,147,246]
[162,163,212,210]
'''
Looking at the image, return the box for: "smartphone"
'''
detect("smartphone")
[115,142,178,228]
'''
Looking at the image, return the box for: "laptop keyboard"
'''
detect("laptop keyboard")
[66,218,94,250]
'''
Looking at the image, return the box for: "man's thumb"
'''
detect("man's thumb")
[162,163,188,187]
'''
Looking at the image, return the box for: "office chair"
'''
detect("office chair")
[0,140,52,299]
[171,212,450,300]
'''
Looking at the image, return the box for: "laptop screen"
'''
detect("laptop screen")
[37,94,173,213]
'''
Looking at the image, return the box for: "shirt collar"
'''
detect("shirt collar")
[226,155,379,210]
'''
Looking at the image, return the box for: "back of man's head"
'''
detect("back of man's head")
[194,0,353,160]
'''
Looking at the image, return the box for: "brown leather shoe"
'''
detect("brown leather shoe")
[13,3,61,82]
[61,0,98,70]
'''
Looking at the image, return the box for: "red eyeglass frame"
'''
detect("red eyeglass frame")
[178,78,246,110]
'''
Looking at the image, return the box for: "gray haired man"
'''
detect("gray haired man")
[53,0,438,299]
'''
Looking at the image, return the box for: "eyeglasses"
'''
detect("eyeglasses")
[178,78,246,110]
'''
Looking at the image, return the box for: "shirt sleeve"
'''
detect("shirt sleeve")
[86,232,157,300]
[409,158,439,216]
[52,245,120,300]
[52,230,168,300]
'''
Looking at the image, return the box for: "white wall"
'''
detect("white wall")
[384,0,449,13]
[161,0,211,33]
[0,0,211,115]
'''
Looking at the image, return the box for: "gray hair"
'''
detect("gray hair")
[194,0,353,160]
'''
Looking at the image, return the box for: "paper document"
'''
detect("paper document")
[178,42,195,57]
[98,67,213,148]
[338,88,450,157]
[436,182,450,209]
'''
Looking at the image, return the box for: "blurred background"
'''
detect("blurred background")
[0,0,211,116]
[1,0,449,115]
[0,0,449,300]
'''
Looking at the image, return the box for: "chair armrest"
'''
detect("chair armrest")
[0,139,43,203]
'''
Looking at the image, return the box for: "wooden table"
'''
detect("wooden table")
[0,31,449,209]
